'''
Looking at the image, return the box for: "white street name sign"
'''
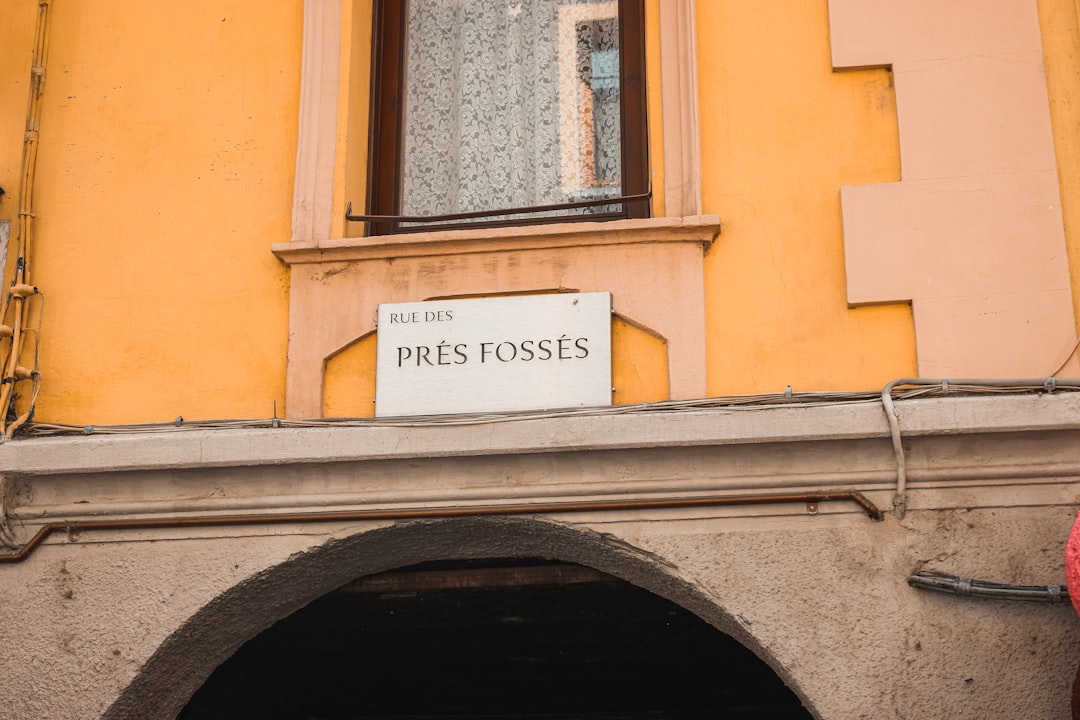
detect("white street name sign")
[375,292,612,417]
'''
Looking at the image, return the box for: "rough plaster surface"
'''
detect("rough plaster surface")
[828,0,1078,377]
[3,396,1079,719]
[0,531,334,719]
[625,507,1080,718]
[1,510,1079,719]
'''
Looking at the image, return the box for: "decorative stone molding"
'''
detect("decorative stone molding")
[828,0,1078,377]
[291,0,341,245]
[659,0,702,217]
[274,217,720,418]
[289,0,704,242]
[4,392,1079,547]
[273,215,720,264]
[283,0,712,419]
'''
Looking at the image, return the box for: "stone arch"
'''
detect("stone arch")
[104,516,818,719]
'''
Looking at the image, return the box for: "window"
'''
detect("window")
[362,0,649,235]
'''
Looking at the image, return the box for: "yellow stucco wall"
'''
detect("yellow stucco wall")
[0,2,37,285]
[698,1,916,395]
[1,0,1076,425]
[1,1,301,424]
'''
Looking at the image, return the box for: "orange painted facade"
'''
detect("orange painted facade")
[0,0,1076,425]
[3,5,1080,716]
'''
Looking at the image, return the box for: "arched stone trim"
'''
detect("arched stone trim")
[102,517,816,720]
[291,0,341,245]
[289,0,704,241]
[279,0,715,417]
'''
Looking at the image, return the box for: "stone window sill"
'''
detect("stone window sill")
[272,215,721,265]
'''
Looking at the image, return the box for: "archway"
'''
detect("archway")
[103,518,817,719]
[179,557,813,719]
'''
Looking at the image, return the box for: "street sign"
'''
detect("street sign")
[375,292,612,417]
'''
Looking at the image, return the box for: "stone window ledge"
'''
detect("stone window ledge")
[272,215,721,265]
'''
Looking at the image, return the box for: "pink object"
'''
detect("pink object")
[1066,512,1080,618]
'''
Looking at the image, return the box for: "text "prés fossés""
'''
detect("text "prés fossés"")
[396,336,590,367]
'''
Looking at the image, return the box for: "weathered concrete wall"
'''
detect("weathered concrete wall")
[0,509,1076,719]
[2,394,1078,719]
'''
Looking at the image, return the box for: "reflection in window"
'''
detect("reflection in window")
[575,18,621,191]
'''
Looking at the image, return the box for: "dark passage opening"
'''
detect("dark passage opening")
[180,559,813,720]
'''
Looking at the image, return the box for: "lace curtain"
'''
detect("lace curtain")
[400,0,623,225]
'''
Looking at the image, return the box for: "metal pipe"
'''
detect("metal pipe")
[0,489,882,564]
[344,190,653,224]
[1,0,50,438]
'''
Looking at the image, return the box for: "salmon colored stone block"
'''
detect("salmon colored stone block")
[828,0,1078,377]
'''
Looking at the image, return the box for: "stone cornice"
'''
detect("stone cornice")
[4,392,1078,477]
[3,393,1078,537]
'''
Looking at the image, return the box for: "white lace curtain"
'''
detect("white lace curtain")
[400,0,622,223]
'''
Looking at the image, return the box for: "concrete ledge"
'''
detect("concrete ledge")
[4,392,1078,477]
[272,215,722,264]
[2,392,1079,547]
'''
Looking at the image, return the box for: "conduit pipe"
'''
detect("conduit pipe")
[881,377,1080,519]
[0,489,882,563]
[0,0,50,438]
[908,571,1070,603]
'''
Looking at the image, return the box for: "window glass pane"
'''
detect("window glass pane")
[400,0,623,226]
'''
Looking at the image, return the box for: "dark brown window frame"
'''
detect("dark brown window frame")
[361,0,650,236]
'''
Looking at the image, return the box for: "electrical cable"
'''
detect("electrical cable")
[880,378,1080,519]
[909,571,1070,603]
[15,381,1078,437]
[1051,336,1080,378]
[0,0,50,438]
